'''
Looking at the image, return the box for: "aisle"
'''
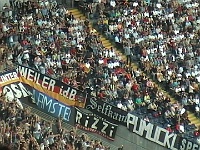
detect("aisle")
[69,8,200,128]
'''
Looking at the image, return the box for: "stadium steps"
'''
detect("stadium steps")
[22,103,119,150]
[69,8,127,62]
[68,9,86,19]
[69,9,200,130]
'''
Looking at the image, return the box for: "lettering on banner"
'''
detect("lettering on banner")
[85,97,127,126]
[17,65,80,101]
[59,86,77,100]
[179,138,200,150]
[3,82,29,101]
[75,108,118,140]
[33,89,71,121]
[127,113,181,149]
[0,71,18,84]
[2,82,30,109]
[18,65,56,91]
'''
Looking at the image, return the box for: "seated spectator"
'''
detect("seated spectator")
[143,92,151,104]
[135,93,144,108]
[143,115,150,122]
[1,0,200,147]
[166,124,173,133]
[147,102,158,114]
[194,126,200,137]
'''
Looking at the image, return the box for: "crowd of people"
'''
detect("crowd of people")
[0,94,113,150]
[0,0,200,148]
[92,0,200,116]
[0,0,119,149]
[79,0,200,134]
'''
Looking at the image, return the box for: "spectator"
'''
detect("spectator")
[1,0,200,148]
[76,0,200,141]
[166,124,173,133]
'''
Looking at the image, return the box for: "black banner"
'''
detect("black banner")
[127,113,181,149]
[179,137,200,150]
[75,108,118,140]
[2,81,30,100]
[17,65,87,108]
[0,70,30,109]
[85,96,128,126]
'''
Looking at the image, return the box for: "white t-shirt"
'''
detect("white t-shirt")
[110,0,116,7]
[179,124,185,133]
[35,122,41,131]
[117,102,123,109]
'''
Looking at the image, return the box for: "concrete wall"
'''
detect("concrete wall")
[113,125,169,150]
[79,109,169,150]
[21,99,170,150]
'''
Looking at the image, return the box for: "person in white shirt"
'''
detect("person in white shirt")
[195,105,200,118]
[112,73,118,82]
[34,121,41,130]
[110,0,116,7]
[77,43,83,50]
[33,130,41,140]
[179,123,185,133]
[110,62,115,68]
[117,101,123,109]
[114,34,120,44]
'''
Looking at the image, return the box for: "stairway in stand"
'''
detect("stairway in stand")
[68,8,200,129]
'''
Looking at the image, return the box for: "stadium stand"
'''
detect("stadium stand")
[0,0,200,149]
[0,93,117,149]
[0,0,119,149]
[76,0,200,144]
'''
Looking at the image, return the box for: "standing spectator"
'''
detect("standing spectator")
[123,42,131,66]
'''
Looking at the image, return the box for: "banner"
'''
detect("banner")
[17,65,87,108]
[85,96,128,126]
[29,87,71,122]
[0,70,19,86]
[75,107,118,140]
[127,113,181,149]
[179,137,200,150]
[85,96,187,149]
[0,70,30,109]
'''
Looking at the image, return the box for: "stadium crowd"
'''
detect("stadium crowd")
[0,94,112,150]
[0,0,119,150]
[91,0,200,117]
[0,0,200,148]
[80,0,200,133]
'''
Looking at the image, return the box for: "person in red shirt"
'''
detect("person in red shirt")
[98,90,106,100]
[125,71,131,80]
[70,47,77,56]
[132,81,139,92]
[166,124,173,133]
[194,130,200,137]
[194,126,200,137]
[62,75,70,84]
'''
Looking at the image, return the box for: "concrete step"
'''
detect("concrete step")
[68,8,79,13]
[100,37,108,41]
[102,42,113,48]
[69,9,200,129]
